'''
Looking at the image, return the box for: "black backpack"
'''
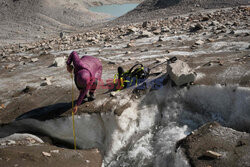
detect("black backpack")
[115,64,150,89]
[114,56,177,89]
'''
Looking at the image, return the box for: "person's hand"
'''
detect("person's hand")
[73,105,78,114]
[67,65,73,73]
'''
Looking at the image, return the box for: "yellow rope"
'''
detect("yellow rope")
[71,72,77,150]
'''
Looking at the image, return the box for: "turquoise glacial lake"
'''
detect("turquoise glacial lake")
[89,3,138,18]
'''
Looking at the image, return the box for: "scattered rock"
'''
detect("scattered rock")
[138,30,152,38]
[19,61,25,65]
[204,150,222,159]
[128,57,136,60]
[108,61,116,65]
[42,152,51,157]
[190,23,203,32]
[6,63,15,69]
[86,160,90,163]
[0,143,6,146]
[127,27,139,33]
[195,39,205,45]
[110,91,118,97]
[25,137,37,144]
[126,43,134,48]
[166,50,171,53]
[41,77,52,86]
[53,57,65,67]
[22,86,34,94]
[153,29,161,35]
[161,26,170,32]
[141,48,149,52]
[167,60,196,86]
[155,58,168,63]
[6,140,16,145]
[142,21,149,28]
[59,32,65,39]
[236,140,247,147]
[210,21,220,26]
[50,150,59,154]
[207,38,215,42]
[23,56,30,59]
[158,36,164,42]
[202,16,209,21]
[31,58,39,63]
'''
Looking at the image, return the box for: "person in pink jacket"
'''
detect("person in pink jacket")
[66,51,102,113]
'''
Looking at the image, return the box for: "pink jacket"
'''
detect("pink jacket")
[67,51,102,106]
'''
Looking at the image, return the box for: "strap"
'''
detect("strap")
[128,64,144,74]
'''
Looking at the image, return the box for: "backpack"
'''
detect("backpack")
[114,64,150,89]
[113,56,177,90]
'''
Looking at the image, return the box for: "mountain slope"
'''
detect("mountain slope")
[117,0,249,22]
[0,0,110,44]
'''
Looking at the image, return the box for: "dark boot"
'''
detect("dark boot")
[88,92,95,101]
[84,95,88,100]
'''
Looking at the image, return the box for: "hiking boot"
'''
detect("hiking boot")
[84,95,88,100]
[88,92,95,101]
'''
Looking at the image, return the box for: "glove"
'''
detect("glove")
[73,105,78,114]
[67,65,73,73]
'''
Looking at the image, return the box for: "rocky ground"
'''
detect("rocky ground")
[0,2,249,167]
[0,133,102,167]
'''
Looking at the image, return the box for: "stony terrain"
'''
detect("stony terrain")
[0,1,249,167]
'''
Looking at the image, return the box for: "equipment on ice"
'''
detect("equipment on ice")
[114,56,177,89]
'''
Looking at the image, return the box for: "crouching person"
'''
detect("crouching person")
[66,51,102,113]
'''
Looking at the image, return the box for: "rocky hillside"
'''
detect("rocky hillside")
[0,0,140,45]
[139,0,249,10]
[118,0,249,23]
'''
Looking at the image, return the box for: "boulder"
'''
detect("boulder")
[6,63,15,69]
[142,21,149,28]
[153,29,161,35]
[177,122,250,167]
[53,57,65,67]
[41,77,52,86]
[0,133,44,147]
[190,23,203,32]
[161,26,170,32]
[195,39,205,45]
[59,32,65,39]
[138,30,152,38]
[167,60,196,86]
[126,42,135,48]
[31,58,39,63]
[127,27,139,33]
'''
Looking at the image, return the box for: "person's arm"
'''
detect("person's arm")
[74,88,88,114]
[67,51,75,66]
[76,88,88,106]
[66,51,80,66]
